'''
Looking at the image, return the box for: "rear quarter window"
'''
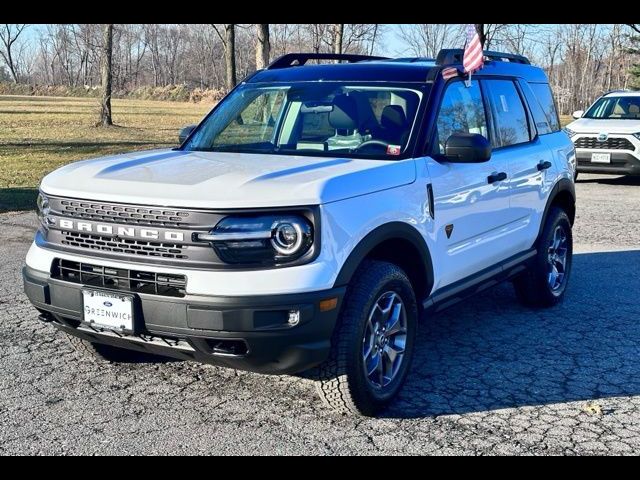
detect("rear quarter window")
[527,82,561,134]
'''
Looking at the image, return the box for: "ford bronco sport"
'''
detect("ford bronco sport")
[24,50,577,416]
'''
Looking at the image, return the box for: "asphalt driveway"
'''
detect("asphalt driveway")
[1,173,639,455]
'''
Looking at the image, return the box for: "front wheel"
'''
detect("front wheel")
[314,260,417,416]
[513,206,573,307]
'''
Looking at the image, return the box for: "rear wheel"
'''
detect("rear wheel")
[513,206,573,307]
[314,260,417,416]
[65,333,165,363]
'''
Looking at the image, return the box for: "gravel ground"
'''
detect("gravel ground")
[1,173,639,455]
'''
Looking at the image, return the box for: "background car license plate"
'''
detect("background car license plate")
[592,153,611,163]
[82,289,133,331]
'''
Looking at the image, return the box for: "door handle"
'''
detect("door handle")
[487,172,507,184]
[537,160,552,171]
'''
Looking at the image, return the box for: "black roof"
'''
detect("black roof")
[249,61,436,84]
[247,51,548,84]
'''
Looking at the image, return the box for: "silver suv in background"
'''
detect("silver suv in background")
[565,91,640,176]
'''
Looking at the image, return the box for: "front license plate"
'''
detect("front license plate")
[591,153,611,163]
[82,289,134,332]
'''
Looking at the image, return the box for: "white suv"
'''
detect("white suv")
[23,50,577,416]
[565,90,640,176]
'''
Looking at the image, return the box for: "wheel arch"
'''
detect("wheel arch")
[333,222,434,300]
[537,178,576,244]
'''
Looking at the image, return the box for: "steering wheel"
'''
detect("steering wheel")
[356,139,390,151]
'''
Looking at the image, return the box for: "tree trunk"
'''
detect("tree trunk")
[255,24,270,70]
[333,24,344,56]
[474,24,486,48]
[225,24,236,90]
[99,24,113,126]
[7,49,18,83]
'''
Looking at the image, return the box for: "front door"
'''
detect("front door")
[425,79,511,289]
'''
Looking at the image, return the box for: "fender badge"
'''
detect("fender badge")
[445,224,454,239]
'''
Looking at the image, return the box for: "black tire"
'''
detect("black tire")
[314,260,418,416]
[65,333,165,363]
[513,206,573,307]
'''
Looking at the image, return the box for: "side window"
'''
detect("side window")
[485,79,531,148]
[528,83,561,132]
[519,80,552,135]
[435,81,488,154]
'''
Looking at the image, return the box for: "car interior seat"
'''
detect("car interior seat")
[378,105,410,146]
[326,94,363,151]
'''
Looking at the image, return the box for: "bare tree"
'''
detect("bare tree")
[333,24,344,55]
[255,24,270,70]
[213,24,237,90]
[0,24,28,83]
[397,24,461,57]
[99,24,113,126]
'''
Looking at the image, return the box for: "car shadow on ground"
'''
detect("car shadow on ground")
[577,175,640,186]
[0,187,38,212]
[384,249,640,419]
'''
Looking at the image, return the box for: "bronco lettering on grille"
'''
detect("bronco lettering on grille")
[58,219,184,242]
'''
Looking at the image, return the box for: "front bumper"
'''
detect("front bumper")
[576,150,640,175]
[23,265,345,375]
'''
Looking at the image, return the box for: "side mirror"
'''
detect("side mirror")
[178,124,196,144]
[444,133,491,163]
[572,110,584,120]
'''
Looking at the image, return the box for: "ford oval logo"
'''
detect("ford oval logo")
[103,301,113,307]
[597,132,609,142]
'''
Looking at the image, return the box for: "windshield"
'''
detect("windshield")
[584,96,640,120]
[183,82,423,159]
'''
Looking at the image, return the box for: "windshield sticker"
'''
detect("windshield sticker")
[386,145,402,156]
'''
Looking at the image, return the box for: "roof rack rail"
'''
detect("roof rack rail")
[267,53,388,70]
[603,89,631,95]
[387,57,436,63]
[436,49,530,66]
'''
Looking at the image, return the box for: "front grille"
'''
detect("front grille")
[59,199,191,227]
[52,259,187,297]
[575,136,635,151]
[60,231,188,259]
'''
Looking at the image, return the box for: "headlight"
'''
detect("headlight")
[36,193,52,229]
[563,127,577,138]
[196,214,314,266]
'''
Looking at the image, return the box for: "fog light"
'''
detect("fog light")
[287,310,300,326]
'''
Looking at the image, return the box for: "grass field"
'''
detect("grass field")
[0,94,573,212]
[0,95,212,211]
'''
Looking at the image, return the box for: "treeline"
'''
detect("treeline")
[0,24,381,93]
[399,24,640,114]
[1,24,639,114]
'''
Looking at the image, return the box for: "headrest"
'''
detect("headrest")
[329,95,359,130]
[381,105,408,130]
[629,104,640,114]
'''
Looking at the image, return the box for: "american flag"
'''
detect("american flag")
[441,66,459,80]
[463,24,484,74]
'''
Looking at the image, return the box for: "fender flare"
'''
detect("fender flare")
[333,222,434,295]
[537,177,576,242]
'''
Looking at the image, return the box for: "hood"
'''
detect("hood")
[40,149,416,209]
[567,118,640,135]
